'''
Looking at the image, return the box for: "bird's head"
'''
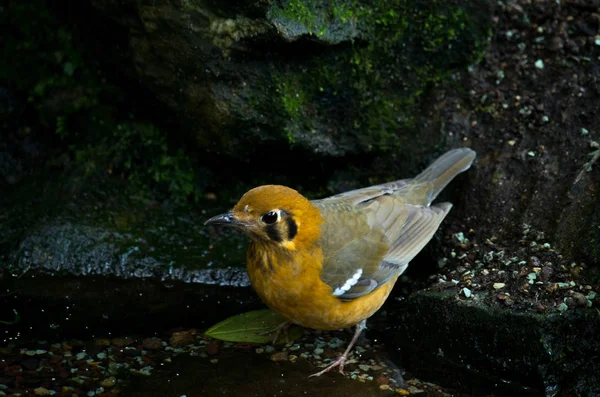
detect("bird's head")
[204,185,323,251]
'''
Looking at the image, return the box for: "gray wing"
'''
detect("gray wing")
[312,148,474,300]
[314,196,452,300]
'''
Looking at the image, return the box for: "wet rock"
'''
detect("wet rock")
[385,291,600,395]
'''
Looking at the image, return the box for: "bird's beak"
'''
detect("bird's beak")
[204,212,244,228]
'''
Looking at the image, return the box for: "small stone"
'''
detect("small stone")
[358,364,371,372]
[100,377,116,388]
[570,292,588,307]
[255,348,264,354]
[375,376,389,385]
[396,389,410,396]
[270,351,288,362]
[94,339,112,347]
[170,331,195,347]
[313,348,324,355]
[493,283,505,290]
[111,337,134,348]
[379,384,391,390]
[206,341,219,355]
[535,59,544,69]
[537,266,551,283]
[408,386,424,394]
[34,387,51,396]
[210,358,219,364]
[142,338,163,351]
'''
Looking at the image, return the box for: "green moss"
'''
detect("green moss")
[70,122,204,202]
[1,1,204,202]
[269,0,491,153]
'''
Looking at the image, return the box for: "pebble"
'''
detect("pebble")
[379,384,391,391]
[396,389,410,396]
[255,348,264,354]
[170,331,195,347]
[206,341,219,355]
[34,387,51,396]
[210,359,219,364]
[570,292,588,306]
[100,377,116,388]
[408,386,425,393]
[358,364,371,372]
[540,266,553,282]
[111,337,134,348]
[493,283,505,290]
[94,339,111,347]
[270,351,288,362]
[142,337,163,351]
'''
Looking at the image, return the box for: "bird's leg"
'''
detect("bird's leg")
[309,319,367,378]
[258,320,292,344]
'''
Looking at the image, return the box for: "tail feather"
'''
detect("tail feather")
[414,148,476,205]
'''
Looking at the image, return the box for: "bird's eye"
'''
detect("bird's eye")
[261,210,279,225]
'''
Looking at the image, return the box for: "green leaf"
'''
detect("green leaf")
[205,309,302,344]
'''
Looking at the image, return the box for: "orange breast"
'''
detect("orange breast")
[247,243,398,330]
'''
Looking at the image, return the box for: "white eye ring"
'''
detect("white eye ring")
[261,210,280,225]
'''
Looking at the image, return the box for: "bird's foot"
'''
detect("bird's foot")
[308,354,348,377]
[258,321,291,344]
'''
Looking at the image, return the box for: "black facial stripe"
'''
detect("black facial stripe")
[266,224,283,242]
[285,217,298,240]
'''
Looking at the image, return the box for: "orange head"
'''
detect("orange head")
[204,185,323,251]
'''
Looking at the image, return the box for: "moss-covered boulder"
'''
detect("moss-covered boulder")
[84,0,491,157]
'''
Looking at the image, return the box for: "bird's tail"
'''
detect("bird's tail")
[414,148,476,205]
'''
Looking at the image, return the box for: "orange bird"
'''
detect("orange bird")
[205,148,476,376]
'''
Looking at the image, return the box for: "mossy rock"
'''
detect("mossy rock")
[80,0,492,158]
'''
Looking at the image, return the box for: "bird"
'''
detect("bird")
[205,148,476,377]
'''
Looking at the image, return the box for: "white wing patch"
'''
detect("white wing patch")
[332,268,363,296]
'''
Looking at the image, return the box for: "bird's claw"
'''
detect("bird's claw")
[258,321,291,345]
[308,354,348,377]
